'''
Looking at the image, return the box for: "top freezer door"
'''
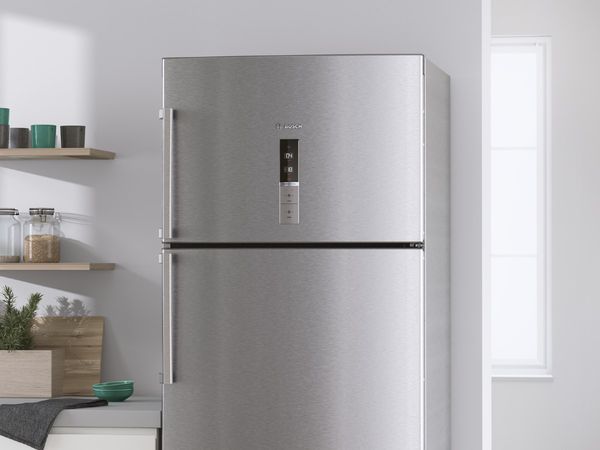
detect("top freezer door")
[163,55,424,243]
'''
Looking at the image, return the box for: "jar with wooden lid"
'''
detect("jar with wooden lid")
[0,208,21,263]
[23,208,60,263]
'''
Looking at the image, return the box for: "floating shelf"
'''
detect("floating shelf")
[0,148,115,160]
[0,263,115,271]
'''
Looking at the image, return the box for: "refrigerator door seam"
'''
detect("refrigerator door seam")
[164,242,425,249]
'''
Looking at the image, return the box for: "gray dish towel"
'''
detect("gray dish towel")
[0,398,108,449]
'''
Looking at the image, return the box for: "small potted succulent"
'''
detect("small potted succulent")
[0,286,63,397]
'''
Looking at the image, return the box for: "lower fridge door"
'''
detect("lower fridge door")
[162,248,423,450]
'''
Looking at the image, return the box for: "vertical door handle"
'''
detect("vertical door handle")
[160,108,174,240]
[162,251,175,384]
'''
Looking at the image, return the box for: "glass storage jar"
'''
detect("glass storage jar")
[0,208,21,263]
[23,208,61,263]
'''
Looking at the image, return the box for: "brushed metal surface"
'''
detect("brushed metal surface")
[279,185,298,204]
[162,55,423,242]
[424,60,451,450]
[162,249,422,450]
[279,202,299,224]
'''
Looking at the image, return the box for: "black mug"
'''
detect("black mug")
[60,125,85,148]
[0,125,8,149]
[9,128,29,148]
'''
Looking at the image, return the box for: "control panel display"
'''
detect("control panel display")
[280,139,299,183]
[279,139,299,225]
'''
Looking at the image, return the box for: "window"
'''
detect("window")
[490,37,551,376]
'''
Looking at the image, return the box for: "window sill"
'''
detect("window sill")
[492,374,553,381]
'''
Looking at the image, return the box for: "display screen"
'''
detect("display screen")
[280,139,299,183]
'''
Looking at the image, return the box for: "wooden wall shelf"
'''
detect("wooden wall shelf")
[0,263,115,271]
[0,148,115,160]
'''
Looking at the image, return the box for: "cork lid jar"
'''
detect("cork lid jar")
[23,208,60,263]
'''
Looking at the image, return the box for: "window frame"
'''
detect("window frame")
[490,36,552,378]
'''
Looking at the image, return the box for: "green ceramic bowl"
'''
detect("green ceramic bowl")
[92,380,134,402]
[93,380,134,390]
[93,386,133,402]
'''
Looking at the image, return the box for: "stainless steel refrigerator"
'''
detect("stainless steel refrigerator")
[161,54,450,450]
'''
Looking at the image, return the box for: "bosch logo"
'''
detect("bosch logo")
[276,123,302,130]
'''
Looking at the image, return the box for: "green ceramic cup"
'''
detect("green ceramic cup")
[0,108,9,126]
[30,124,56,148]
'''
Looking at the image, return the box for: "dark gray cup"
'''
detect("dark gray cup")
[0,125,8,148]
[60,125,85,148]
[9,128,29,148]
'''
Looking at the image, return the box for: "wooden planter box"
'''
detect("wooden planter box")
[0,349,64,397]
[32,316,104,396]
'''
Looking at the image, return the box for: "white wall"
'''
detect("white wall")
[492,1,600,449]
[0,3,483,447]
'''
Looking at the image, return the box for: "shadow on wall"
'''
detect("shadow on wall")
[44,296,90,317]
[0,5,163,396]
[0,292,91,317]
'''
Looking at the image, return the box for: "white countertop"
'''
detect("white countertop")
[0,397,161,428]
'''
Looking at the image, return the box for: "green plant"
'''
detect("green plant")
[0,286,42,351]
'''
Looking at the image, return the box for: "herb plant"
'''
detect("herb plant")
[0,286,42,351]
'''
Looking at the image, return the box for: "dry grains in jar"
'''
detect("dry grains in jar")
[22,208,61,263]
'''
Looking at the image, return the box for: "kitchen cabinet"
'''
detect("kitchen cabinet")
[0,398,161,450]
[0,427,158,450]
